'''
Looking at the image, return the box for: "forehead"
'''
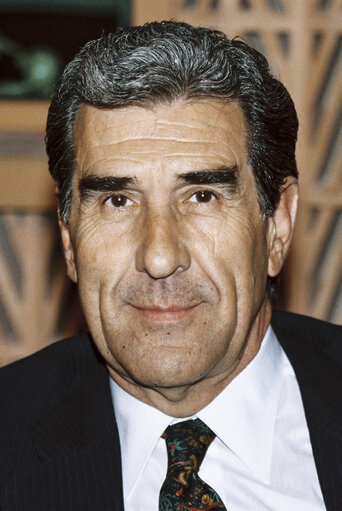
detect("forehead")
[73,99,249,177]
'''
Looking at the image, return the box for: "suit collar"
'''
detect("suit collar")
[29,335,124,509]
[30,361,116,460]
[272,311,342,511]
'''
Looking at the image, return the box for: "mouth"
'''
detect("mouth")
[129,303,201,322]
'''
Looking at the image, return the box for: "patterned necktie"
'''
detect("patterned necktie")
[159,418,226,510]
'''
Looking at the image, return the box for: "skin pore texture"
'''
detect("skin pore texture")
[60,99,298,417]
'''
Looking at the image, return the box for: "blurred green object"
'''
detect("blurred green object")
[0,32,62,97]
[0,0,130,97]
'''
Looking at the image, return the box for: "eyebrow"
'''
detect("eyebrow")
[177,165,238,191]
[79,175,136,201]
[78,165,239,201]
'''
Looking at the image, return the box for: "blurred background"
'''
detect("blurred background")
[0,0,341,366]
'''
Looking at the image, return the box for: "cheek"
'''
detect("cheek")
[183,207,263,267]
[182,208,268,300]
[232,223,269,305]
[74,220,136,302]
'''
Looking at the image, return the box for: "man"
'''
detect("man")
[1,20,341,511]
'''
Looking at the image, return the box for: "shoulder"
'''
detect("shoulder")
[272,310,342,339]
[272,310,342,364]
[0,333,104,430]
[272,310,342,337]
[0,337,120,508]
[0,333,98,382]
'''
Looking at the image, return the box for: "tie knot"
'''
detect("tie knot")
[162,418,215,484]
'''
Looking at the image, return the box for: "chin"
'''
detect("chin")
[128,357,209,389]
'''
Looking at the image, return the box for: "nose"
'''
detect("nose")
[135,208,191,279]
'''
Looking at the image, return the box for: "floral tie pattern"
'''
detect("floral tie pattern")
[159,418,227,510]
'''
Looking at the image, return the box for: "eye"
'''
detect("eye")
[189,190,217,203]
[104,194,133,208]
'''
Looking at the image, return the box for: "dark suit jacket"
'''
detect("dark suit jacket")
[1,311,342,510]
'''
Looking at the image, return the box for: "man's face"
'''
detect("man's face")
[61,99,281,405]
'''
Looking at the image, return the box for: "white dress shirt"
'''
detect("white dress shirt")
[110,327,325,510]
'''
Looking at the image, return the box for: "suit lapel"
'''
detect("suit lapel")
[272,312,342,511]
[30,339,124,510]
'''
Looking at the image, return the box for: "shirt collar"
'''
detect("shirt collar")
[110,325,289,496]
[197,325,285,482]
[110,377,173,499]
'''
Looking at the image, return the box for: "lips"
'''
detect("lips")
[129,302,201,321]
[133,304,198,312]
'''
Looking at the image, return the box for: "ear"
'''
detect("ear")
[267,176,298,277]
[58,209,78,283]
